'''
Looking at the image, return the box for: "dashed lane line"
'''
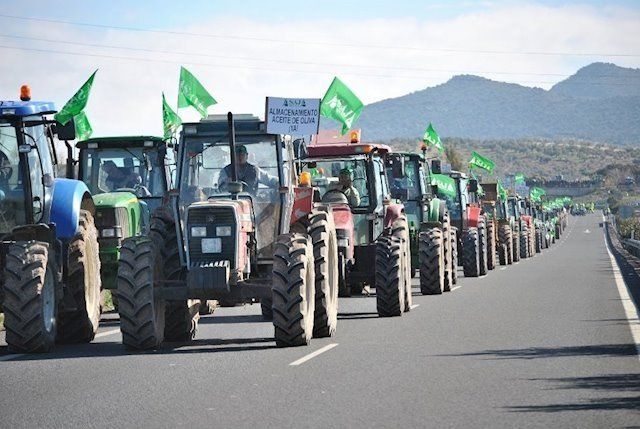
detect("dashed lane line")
[451,285,462,291]
[410,304,420,309]
[289,343,338,366]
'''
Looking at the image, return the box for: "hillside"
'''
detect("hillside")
[323,63,640,144]
[385,137,640,182]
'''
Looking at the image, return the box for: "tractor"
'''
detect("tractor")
[0,88,101,352]
[385,152,455,295]
[480,182,512,267]
[298,129,413,317]
[435,169,488,278]
[70,136,217,316]
[116,113,340,349]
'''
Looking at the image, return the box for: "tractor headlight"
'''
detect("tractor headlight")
[102,228,116,238]
[337,237,350,248]
[191,226,208,237]
[216,226,232,237]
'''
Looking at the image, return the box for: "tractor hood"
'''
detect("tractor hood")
[93,191,139,209]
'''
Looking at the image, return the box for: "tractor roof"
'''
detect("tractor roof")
[448,170,468,180]
[182,114,265,136]
[0,100,56,118]
[307,129,390,157]
[76,136,165,149]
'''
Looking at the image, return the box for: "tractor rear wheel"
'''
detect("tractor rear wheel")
[478,221,488,276]
[376,235,405,316]
[535,230,542,253]
[443,214,453,292]
[57,210,102,344]
[513,231,521,262]
[462,228,480,277]
[392,215,412,311]
[164,300,200,342]
[419,228,444,295]
[308,208,339,338]
[117,236,166,350]
[520,227,529,259]
[272,233,315,347]
[450,228,458,285]
[149,215,199,343]
[3,241,57,353]
[487,221,496,270]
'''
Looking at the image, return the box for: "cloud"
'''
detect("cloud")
[0,2,639,137]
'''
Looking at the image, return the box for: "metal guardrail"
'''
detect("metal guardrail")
[623,238,640,258]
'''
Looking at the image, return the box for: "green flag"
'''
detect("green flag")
[422,123,444,152]
[431,173,457,197]
[514,173,525,184]
[530,186,545,202]
[74,111,92,141]
[320,77,364,135]
[498,181,508,200]
[177,66,217,118]
[54,70,97,125]
[469,151,495,174]
[162,92,182,140]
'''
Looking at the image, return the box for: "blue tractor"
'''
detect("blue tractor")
[0,88,102,353]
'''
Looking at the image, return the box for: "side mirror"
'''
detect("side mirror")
[55,119,76,141]
[469,179,479,193]
[391,156,405,179]
[431,159,441,174]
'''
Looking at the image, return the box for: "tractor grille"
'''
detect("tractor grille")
[187,207,236,268]
[95,206,130,243]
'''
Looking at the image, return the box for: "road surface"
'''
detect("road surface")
[1,214,639,428]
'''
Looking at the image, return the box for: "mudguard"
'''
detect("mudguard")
[467,206,482,229]
[291,187,314,225]
[383,203,404,228]
[50,178,94,240]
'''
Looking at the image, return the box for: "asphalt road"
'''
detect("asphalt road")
[1,213,639,428]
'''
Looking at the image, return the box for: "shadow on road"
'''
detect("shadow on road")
[198,314,266,325]
[338,312,380,320]
[438,343,638,360]
[505,373,640,413]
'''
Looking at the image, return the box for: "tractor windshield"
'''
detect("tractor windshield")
[0,123,25,233]
[80,147,165,197]
[300,156,370,209]
[386,158,424,201]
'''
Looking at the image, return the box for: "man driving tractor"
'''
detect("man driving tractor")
[217,144,278,193]
[329,167,361,206]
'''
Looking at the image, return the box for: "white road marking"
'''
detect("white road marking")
[603,231,640,361]
[500,267,507,271]
[289,343,338,366]
[410,304,420,309]
[94,328,120,339]
[584,229,591,234]
[451,285,462,291]
[0,353,23,362]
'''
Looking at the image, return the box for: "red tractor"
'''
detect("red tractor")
[116,113,339,349]
[297,130,413,317]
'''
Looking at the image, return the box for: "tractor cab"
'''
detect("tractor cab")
[74,136,173,295]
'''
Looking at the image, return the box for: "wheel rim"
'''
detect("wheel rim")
[42,269,55,333]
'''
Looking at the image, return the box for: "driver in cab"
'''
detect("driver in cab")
[102,161,142,191]
[329,168,361,207]
[217,145,278,193]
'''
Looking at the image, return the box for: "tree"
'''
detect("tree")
[445,144,464,171]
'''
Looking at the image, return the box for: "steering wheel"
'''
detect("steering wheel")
[134,184,151,198]
[322,189,349,205]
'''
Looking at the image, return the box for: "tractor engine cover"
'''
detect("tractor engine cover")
[185,199,254,290]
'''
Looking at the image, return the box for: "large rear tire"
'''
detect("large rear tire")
[151,215,199,343]
[419,228,444,295]
[462,228,480,277]
[117,236,166,350]
[520,227,529,259]
[308,208,339,338]
[56,210,102,344]
[486,221,496,270]
[392,215,412,311]
[3,241,57,353]
[442,214,454,292]
[478,221,488,276]
[376,235,405,316]
[450,228,458,285]
[513,231,521,262]
[272,233,315,347]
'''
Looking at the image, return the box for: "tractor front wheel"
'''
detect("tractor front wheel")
[419,228,444,295]
[462,228,480,277]
[376,235,406,316]
[3,241,57,353]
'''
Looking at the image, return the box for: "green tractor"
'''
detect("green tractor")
[480,182,512,266]
[70,137,217,315]
[385,152,455,294]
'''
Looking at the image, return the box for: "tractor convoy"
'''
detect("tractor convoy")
[0,88,572,354]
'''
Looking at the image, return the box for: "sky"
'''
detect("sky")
[1,1,639,137]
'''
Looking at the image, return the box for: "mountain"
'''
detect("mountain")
[322,63,640,144]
